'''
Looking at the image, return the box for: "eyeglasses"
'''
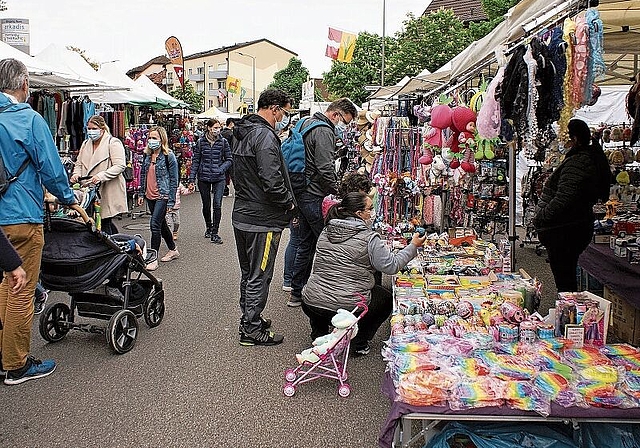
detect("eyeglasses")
[276,106,291,118]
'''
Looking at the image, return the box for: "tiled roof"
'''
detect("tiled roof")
[423,0,488,23]
[184,38,297,61]
[126,55,170,77]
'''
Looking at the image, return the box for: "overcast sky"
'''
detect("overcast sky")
[4,0,430,77]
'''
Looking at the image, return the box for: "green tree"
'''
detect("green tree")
[322,32,396,105]
[67,46,99,71]
[170,81,205,112]
[386,11,472,82]
[267,57,310,107]
[468,0,521,40]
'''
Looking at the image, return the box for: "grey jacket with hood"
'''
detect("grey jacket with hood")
[303,217,418,312]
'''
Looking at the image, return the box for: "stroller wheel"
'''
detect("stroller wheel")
[284,369,297,382]
[39,303,71,343]
[283,383,296,397]
[338,384,351,398]
[143,295,165,328]
[106,309,138,354]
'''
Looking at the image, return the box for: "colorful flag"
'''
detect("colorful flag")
[325,27,357,63]
[226,76,241,95]
[165,36,185,88]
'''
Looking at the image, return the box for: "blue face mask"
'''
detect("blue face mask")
[148,139,161,151]
[87,129,102,141]
[275,115,290,132]
[335,121,347,139]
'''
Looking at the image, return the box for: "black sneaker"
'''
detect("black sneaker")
[352,344,371,357]
[33,290,49,315]
[4,356,56,385]
[223,186,230,197]
[238,316,272,335]
[239,329,284,346]
[286,294,303,307]
[204,227,212,238]
[210,234,223,244]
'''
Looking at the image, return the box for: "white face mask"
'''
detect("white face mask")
[148,139,161,150]
[87,129,102,141]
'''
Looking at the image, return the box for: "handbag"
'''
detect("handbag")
[122,165,134,182]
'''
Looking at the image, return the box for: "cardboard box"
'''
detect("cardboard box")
[605,286,640,346]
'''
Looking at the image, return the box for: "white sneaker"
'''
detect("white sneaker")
[282,285,292,292]
[146,260,158,271]
[161,249,180,262]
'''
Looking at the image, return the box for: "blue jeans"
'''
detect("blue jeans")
[146,198,176,253]
[198,179,226,234]
[291,192,325,298]
[283,221,301,287]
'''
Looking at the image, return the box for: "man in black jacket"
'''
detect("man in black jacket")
[287,98,357,307]
[232,89,295,346]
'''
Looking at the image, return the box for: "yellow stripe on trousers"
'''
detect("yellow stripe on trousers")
[260,231,273,271]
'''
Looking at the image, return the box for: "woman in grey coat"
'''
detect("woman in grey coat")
[302,192,426,356]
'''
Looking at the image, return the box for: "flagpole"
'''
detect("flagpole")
[381,0,386,87]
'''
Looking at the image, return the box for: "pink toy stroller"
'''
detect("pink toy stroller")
[283,299,368,398]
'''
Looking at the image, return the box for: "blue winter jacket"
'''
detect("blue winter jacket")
[0,94,75,225]
[190,135,232,184]
[139,150,179,209]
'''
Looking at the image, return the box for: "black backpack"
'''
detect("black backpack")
[0,104,30,196]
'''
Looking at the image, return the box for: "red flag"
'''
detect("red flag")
[165,36,185,88]
[325,27,341,60]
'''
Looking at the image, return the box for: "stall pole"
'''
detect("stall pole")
[381,0,386,87]
[508,141,517,272]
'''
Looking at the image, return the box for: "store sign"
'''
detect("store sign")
[301,80,315,103]
[1,18,30,54]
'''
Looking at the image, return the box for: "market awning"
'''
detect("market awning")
[133,75,189,109]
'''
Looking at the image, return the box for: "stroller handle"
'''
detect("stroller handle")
[67,203,95,226]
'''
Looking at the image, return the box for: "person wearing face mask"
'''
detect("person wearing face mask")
[70,115,128,235]
[0,58,76,385]
[188,118,232,243]
[137,126,180,270]
[301,192,426,356]
[232,89,296,346]
[534,118,611,293]
[287,98,358,308]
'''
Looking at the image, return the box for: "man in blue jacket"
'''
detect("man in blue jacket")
[0,58,76,385]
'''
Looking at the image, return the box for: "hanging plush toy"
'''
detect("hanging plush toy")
[451,107,478,173]
[419,105,453,165]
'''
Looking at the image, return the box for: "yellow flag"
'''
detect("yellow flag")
[337,31,357,63]
[226,76,241,95]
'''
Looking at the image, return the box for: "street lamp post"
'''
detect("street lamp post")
[237,51,256,112]
[381,0,386,87]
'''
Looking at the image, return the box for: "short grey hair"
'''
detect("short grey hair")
[0,58,29,92]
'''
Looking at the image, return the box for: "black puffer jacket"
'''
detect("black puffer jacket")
[231,114,295,229]
[190,135,232,183]
[534,144,610,232]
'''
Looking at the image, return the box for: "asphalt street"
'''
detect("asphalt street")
[0,191,555,448]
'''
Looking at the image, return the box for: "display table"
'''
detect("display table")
[379,371,640,448]
[578,243,640,308]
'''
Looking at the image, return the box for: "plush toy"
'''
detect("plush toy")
[295,308,359,364]
[450,107,478,173]
[419,105,453,165]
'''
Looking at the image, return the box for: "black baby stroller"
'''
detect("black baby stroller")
[38,204,165,354]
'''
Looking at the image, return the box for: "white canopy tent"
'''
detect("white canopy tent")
[34,44,112,88]
[134,75,188,109]
[82,62,158,105]
[197,105,237,121]
[0,41,92,89]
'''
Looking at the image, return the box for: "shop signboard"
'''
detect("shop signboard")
[1,18,29,54]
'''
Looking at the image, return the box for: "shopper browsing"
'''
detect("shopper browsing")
[189,118,232,244]
[288,98,358,307]
[302,192,426,356]
[70,115,128,235]
[137,126,180,270]
[534,118,611,292]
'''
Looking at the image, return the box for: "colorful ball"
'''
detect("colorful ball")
[456,301,475,319]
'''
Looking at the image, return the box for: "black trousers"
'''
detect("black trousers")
[301,285,393,350]
[233,227,282,334]
[538,225,593,293]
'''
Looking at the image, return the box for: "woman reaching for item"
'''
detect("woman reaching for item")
[70,115,128,235]
[301,191,426,356]
[137,126,180,270]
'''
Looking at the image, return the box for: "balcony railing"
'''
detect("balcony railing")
[188,73,205,82]
[208,69,228,79]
